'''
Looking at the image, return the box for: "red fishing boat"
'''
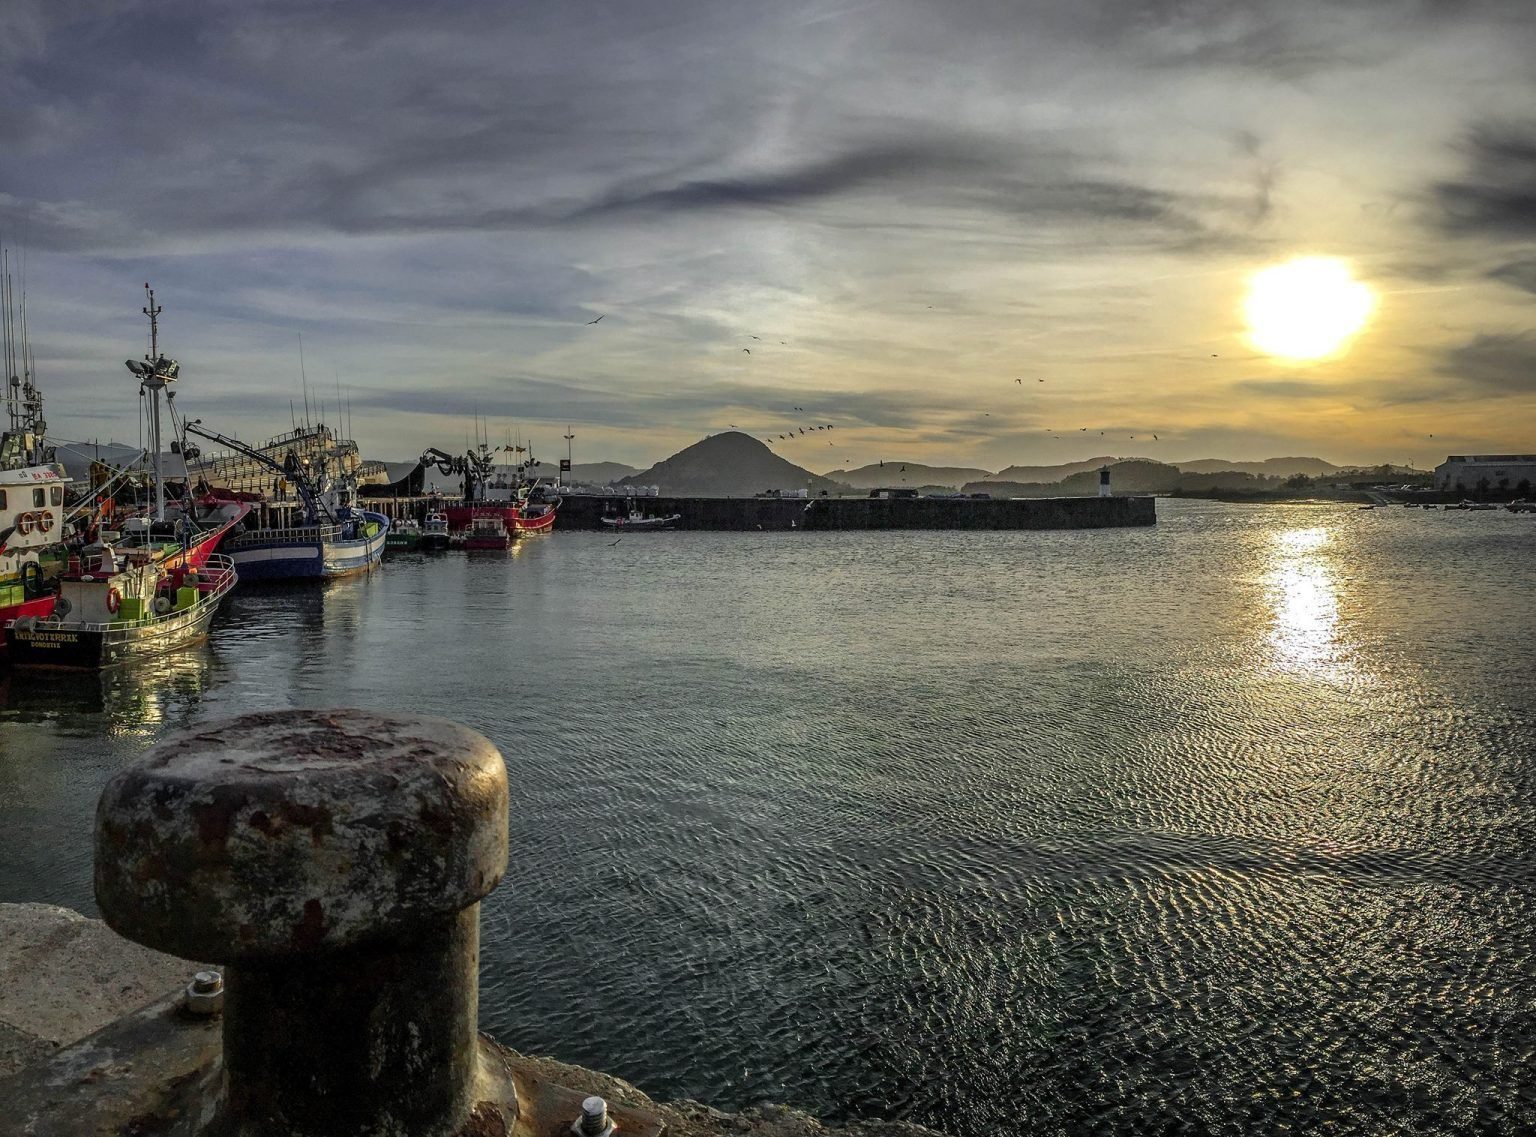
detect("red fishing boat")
[510,496,558,533]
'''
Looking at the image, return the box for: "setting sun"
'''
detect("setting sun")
[1243,257,1375,361]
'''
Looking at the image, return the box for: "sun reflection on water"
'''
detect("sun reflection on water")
[1264,526,1354,680]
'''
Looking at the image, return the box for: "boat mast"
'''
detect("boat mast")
[127,284,178,522]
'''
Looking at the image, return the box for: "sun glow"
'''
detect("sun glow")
[1243,257,1374,361]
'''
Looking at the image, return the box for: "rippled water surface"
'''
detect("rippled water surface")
[3,500,1534,1135]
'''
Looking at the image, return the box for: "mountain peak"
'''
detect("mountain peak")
[620,432,844,496]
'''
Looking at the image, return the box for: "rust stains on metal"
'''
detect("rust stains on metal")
[458,1101,510,1137]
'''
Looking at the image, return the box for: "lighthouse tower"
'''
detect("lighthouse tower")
[1098,465,1112,497]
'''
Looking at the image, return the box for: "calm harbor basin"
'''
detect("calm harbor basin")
[1,499,1533,1136]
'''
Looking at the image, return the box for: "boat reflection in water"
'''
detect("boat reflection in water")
[0,647,215,733]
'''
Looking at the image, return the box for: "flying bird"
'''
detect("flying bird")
[1038,378,1045,383]
[750,335,760,340]
[586,315,604,325]
[1015,378,1022,385]
[743,348,750,354]
[609,538,622,546]
[1153,434,1158,440]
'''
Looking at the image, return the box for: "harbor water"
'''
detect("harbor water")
[1,499,1533,1136]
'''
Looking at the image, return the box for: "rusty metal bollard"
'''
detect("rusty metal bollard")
[94,709,509,1137]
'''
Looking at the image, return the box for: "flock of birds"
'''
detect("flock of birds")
[582,313,1167,454]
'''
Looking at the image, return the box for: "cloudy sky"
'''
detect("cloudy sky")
[2,0,1533,471]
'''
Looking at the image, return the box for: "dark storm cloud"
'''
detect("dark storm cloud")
[1488,258,1536,295]
[1433,123,1536,237]
[1438,331,1536,393]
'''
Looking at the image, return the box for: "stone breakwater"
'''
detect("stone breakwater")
[556,493,1156,531]
[0,903,944,1137]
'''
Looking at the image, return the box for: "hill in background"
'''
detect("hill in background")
[567,461,639,485]
[823,462,992,490]
[1176,456,1341,477]
[619,432,846,496]
[989,457,1125,483]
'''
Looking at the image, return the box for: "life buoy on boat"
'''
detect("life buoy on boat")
[15,512,35,535]
[37,511,54,533]
[106,588,122,615]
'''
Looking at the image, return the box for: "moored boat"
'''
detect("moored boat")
[510,496,559,533]
[386,522,422,551]
[6,553,236,668]
[0,256,68,637]
[184,422,389,580]
[419,512,451,550]
[463,514,512,550]
[601,509,682,531]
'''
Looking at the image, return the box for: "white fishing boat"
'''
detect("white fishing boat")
[600,509,682,531]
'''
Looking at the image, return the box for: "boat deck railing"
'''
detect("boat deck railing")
[21,555,237,634]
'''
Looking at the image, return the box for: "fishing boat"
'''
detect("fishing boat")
[463,513,512,550]
[385,521,421,551]
[5,552,236,668]
[108,287,252,569]
[419,512,451,551]
[510,493,559,534]
[0,253,68,636]
[184,422,388,580]
[601,509,681,531]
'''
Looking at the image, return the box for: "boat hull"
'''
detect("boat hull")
[225,512,389,581]
[512,507,557,533]
[4,556,235,670]
[6,601,220,668]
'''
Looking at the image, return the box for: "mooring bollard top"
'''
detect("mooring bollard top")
[95,709,509,962]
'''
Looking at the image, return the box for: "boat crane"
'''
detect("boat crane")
[420,446,497,501]
[182,420,335,526]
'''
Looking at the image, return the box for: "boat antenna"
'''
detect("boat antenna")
[290,398,297,430]
[299,333,311,428]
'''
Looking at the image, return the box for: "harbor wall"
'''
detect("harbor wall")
[527,494,1154,531]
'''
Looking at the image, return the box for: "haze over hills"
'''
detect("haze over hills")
[989,458,1125,484]
[1175,457,1341,477]
[567,461,639,484]
[823,462,992,490]
[618,432,844,496]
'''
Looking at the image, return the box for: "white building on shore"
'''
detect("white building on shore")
[1433,455,1536,492]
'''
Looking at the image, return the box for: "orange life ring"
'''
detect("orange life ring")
[106,587,122,615]
[37,512,54,533]
[15,512,34,535]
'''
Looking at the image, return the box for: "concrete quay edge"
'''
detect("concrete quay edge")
[0,902,944,1137]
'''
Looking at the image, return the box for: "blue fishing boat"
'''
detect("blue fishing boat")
[181,422,388,581]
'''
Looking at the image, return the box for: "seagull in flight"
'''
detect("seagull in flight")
[586,315,604,325]
[743,348,750,354]
[1015,378,1022,385]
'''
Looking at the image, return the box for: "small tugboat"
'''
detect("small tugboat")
[419,511,451,551]
[463,513,512,550]
[5,552,236,668]
[601,508,682,531]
